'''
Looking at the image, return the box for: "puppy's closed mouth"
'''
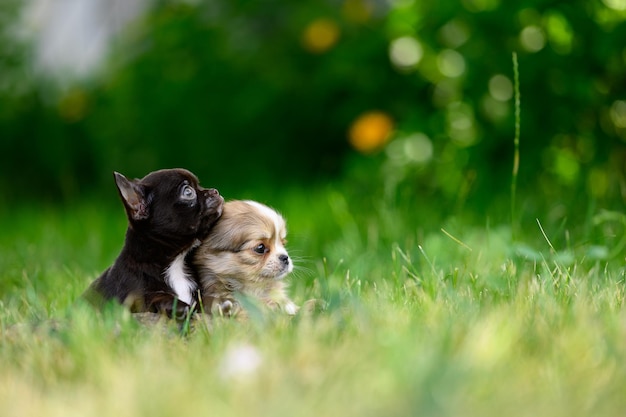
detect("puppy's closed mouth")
[209,194,225,216]
[198,190,224,236]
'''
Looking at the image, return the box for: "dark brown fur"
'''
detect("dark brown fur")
[83,168,223,318]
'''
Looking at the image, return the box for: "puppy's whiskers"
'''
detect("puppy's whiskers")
[193,200,299,316]
[290,255,314,270]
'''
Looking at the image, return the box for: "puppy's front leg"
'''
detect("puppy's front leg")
[283,300,299,315]
[210,298,250,321]
[147,293,193,321]
[216,299,234,316]
[265,297,299,315]
[163,300,194,321]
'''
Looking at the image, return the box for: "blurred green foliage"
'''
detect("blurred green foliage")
[1,0,625,221]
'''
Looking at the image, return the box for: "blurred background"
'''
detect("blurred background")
[1,0,625,224]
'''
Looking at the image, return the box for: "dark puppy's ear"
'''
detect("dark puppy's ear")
[114,172,149,221]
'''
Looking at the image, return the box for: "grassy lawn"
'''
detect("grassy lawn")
[1,188,625,417]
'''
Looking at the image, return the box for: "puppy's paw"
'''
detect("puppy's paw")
[265,298,299,315]
[284,301,299,315]
[164,301,193,321]
[145,293,193,321]
[302,298,327,314]
[219,299,234,316]
[212,298,239,317]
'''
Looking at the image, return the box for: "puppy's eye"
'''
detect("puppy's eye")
[253,243,268,254]
[180,185,196,201]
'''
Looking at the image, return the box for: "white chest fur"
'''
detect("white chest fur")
[164,248,197,306]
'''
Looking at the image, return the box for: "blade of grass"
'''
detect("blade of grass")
[441,228,473,252]
[511,52,521,240]
[537,218,555,253]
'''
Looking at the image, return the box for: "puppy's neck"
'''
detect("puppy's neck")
[123,226,192,266]
[121,227,199,305]
[163,243,199,306]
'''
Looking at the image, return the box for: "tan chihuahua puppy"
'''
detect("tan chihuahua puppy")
[193,200,297,316]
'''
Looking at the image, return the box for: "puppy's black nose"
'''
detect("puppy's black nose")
[279,254,290,265]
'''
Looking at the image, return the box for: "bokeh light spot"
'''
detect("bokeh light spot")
[219,344,262,381]
[520,25,546,52]
[603,0,626,11]
[610,100,626,128]
[437,49,466,78]
[389,36,423,71]
[386,133,433,165]
[587,168,608,198]
[544,11,574,55]
[552,148,580,185]
[403,133,433,163]
[488,74,513,102]
[349,111,394,154]
[302,19,340,54]
[439,20,470,48]
[446,101,477,146]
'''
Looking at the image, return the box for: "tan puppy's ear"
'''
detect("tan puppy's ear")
[114,172,149,221]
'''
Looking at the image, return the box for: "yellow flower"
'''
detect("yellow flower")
[348,111,394,153]
[302,19,340,54]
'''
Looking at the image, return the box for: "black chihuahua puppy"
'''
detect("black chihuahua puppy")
[83,168,223,318]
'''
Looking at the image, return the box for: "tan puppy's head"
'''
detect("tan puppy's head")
[197,200,293,291]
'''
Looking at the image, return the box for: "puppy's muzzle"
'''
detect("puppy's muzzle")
[203,188,224,210]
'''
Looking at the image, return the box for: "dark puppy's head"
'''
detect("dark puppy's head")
[114,168,223,246]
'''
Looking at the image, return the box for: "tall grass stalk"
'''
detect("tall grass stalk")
[511,52,521,239]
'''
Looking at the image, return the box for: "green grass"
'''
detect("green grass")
[1,188,625,417]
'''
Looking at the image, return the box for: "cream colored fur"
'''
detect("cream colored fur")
[193,200,297,316]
